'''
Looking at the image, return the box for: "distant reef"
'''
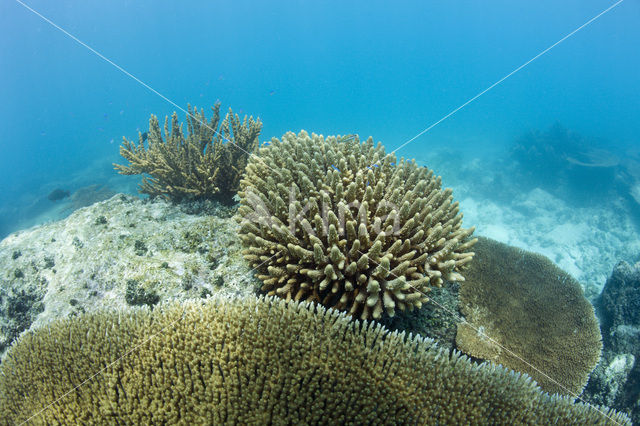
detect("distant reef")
[46,188,70,202]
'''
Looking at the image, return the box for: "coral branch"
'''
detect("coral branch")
[114,102,262,202]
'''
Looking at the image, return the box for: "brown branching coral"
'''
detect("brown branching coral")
[237,130,476,320]
[114,103,262,202]
[0,295,629,425]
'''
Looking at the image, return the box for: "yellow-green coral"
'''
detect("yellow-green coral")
[0,295,629,425]
[237,130,476,319]
[456,237,603,396]
[114,102,262,202]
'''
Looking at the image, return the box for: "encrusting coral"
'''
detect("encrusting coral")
[237,130,476,319]
[114,102,262,202]
[0,295,629,425]
[456,237,603,397]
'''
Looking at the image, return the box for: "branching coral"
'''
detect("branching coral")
[237,130,476,319]
[0,295,628,425]
[114,103,262,202]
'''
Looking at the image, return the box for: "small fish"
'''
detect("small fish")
[269,90,275,96]
[338,134,356,143]
[141,132,148,142]
[366,164,380,170]
[390,162,396,166]
[103,113,108,119]
[262,141,271,146]
[331,164,341,172]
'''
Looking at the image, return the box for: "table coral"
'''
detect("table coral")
[0,295,629,425]
[456,236,602,396]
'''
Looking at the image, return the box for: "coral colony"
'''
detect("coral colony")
[0,104,632,424]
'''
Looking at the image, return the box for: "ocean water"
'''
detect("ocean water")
[2,2,640,422]
[1,0,639,289]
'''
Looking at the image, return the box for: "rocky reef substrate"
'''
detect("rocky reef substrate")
[0,194,259,359]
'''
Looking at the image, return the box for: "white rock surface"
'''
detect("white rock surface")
[461,188,640,296]
[0,194,259,359]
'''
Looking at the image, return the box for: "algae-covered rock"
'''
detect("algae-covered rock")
[584,260,640,424]
[0,194,259,360]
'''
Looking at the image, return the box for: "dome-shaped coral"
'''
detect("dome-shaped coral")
[237,130,476,319]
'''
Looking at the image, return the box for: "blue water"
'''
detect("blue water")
[1,0,639,238]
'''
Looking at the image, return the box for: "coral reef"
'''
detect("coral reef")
[0,295,629,425]
[237,130,476,320]
[584,260,640,424]
[0,194,258,360]
[456,236,602,396]
[508,123,620,205]
[114,103,262,202]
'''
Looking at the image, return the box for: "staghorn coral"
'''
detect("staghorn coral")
[0,295,630,425]
[114,102,262,202]
[237,130,476,320]
[456,237,602,397]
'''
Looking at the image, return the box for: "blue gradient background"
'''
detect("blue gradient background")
[0,0,638,237]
